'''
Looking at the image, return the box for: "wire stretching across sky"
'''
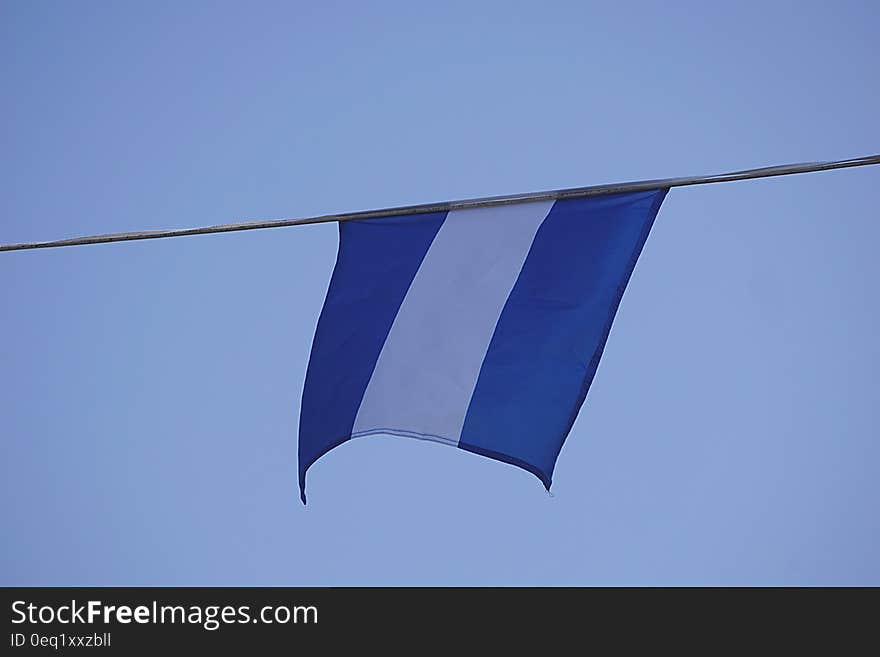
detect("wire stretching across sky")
[1,153,878,253]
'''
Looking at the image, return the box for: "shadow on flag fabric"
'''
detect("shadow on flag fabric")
[298,188,668,503]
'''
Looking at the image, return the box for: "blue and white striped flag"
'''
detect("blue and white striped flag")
[298,188,667,502]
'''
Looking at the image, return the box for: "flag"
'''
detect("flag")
[298,188,668,502]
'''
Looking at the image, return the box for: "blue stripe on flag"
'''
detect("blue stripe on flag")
[298,212,446,502]
[459,189,668,488]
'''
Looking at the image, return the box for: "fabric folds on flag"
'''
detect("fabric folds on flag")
[298,188,668,502]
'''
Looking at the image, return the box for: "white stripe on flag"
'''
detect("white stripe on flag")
[352,200,554,444]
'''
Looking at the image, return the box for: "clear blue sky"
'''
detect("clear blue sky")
[2,1,878,585]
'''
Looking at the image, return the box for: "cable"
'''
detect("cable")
[2,153,878,253]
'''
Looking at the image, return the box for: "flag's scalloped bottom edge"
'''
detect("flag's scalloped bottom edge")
[298,428,552,504]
